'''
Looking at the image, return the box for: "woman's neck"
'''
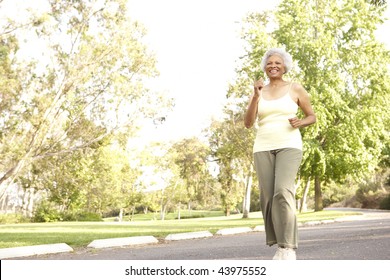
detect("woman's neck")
[268,78,286,88]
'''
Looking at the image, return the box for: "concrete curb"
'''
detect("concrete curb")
[215,227,253,235]
[303,221,322,226]
[320,219,335,224]
[165,231,213,241]
[3,212,375,259]
[0,243,73,259]
[334,216,366,222]
[253,225,265,232]
[300,219,336,227]
[87,236,158,249]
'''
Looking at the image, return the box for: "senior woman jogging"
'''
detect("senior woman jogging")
[244,48,316,260]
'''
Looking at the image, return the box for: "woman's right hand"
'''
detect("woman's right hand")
[254,78,264,97]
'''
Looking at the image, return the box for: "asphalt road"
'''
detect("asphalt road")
[16,209,390,260]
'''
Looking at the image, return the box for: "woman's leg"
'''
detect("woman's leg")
[272,148,303,249]
[254,151,277,246]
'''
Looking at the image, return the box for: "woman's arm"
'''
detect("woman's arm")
[289,83,316,128]
[244,79,264,128]
[244,93,259,128]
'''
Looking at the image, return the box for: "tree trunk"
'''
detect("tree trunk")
[26,188,35,218]
[160,203,167,220]
[242,168,253,219]
[0,192,9,212]
[22,189,30,217]
[300,177,311,213]
[131,206,135,221]
[314,176,323,211]
[187,201,192,216]
[177,202,181,220]
[118,208,123,222]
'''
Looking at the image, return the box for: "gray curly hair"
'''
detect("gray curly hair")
[260,48,293,74]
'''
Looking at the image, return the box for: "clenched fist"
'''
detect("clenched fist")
[254,78,264,96]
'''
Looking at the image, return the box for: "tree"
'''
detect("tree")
[369,0,387,6]
[208,118,250,216]
[0,0,172,211]
[25,139,142,219]
[225,0,389,212]
[274,0,390,210]
[170,138,212,210]
[134,142,186,220]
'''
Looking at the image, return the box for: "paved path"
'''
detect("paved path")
[12,209,390,260]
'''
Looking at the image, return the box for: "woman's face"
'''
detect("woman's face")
[265,55,286,79]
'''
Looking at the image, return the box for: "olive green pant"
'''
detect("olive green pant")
[254,148,303,249]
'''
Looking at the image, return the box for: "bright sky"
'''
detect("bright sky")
[127,0,390,144]
[126,0,284,144]
[1,0,389,145]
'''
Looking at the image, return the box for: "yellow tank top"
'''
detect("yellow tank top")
[253,83,302,153]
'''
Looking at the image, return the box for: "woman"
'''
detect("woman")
[244,48,316,260]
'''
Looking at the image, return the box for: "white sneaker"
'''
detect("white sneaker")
[280,248,296,260]
[273,247,296,260]
[272,247,284,260]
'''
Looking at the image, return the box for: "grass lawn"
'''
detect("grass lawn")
[0,210,361,249]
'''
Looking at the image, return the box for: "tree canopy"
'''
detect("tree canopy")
[0,0,172,215]
[225,0,389,210]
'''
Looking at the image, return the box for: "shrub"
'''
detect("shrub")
[175,214,205,220]
[74,212,103,221]
[0,213,31,224]
[379,194,390,210]
[32,201,62,222]
[355,176,389,209]
[356,189,388,209]
[33,201,104,223]
[61,211,103,221]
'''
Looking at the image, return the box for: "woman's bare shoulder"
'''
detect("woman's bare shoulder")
[291,82,308,95]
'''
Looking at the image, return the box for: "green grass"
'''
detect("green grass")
[0,210,361,249]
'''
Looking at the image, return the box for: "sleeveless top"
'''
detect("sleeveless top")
[253,83,302,153]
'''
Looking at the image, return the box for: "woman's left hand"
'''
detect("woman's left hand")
[288,117,302,128]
